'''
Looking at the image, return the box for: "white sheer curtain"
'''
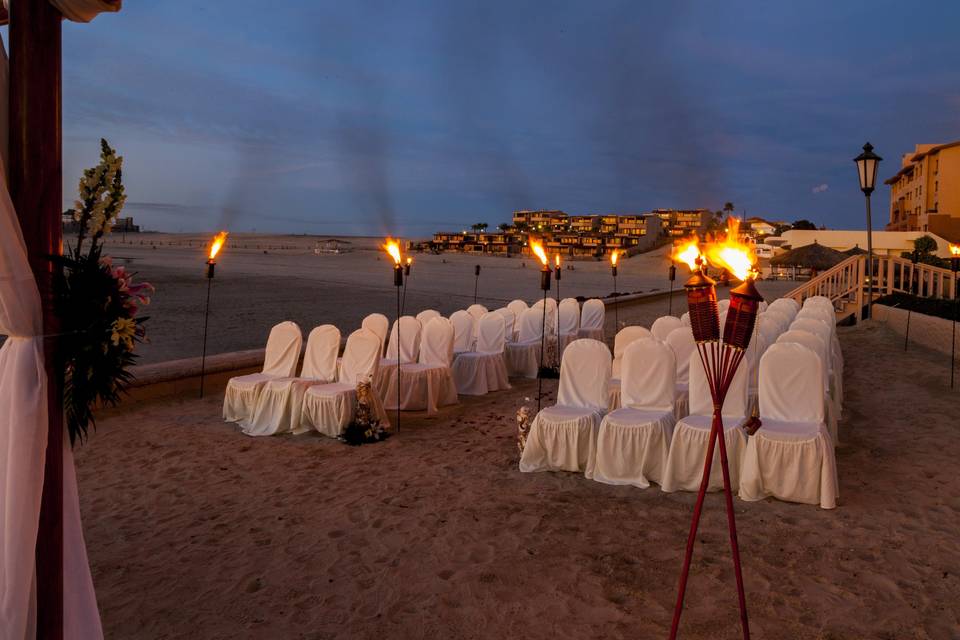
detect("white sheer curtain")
[1,10,108,636]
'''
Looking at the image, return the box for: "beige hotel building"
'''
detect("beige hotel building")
[885,141,960,241]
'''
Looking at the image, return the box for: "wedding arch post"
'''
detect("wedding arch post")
[9,1,65,637]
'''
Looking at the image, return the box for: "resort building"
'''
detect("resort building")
[884,141,960,241]
[652,208,713,237]
[773,229,956,258]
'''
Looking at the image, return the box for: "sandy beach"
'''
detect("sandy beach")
[101,233,794,364]
[76,321,960,639]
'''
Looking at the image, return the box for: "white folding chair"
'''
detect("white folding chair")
[651,315,683,342]
[532,298,558,336]
[384,317,458,414]
[681,312,691,327]
[578,299,605,340]
[494,307,516,341]
[520,339,611,473]
[504,307,545,378]
[557,298,580,353]
[466,304,488,320]
[586,338,675,487]
[791,317,842,415]
[662,351,749,492]
[451,312,511,395]
[245,324,340,436]
[383,316,422,364]
[362,313,390,355]
[223,321,302,425]
[665,326,696,419]
[739,343,839,509]
[416,309,442,327]
[507,299,529,320]
[778,329,837,444]
[450,310,475,354]
[299,328,387,437]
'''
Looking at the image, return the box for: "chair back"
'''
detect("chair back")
[620,338,675,411]
[416,309,442,326]
[717,299,731,315]
[339,328,382,385]
[803,295,833,312]
[361,313,390,354]
[688,351,748,418]
[790,318,833,360]
[556,339,611,412]
[262,321,303,377]
[612,325,652,378]
[777,329,829,393]
[665,326,696,384]
[450,310,475,352]
[759,342,824,424]
[532,298,558,335]
[517,307,544,342]
[494,308,516,340]
[558,298,579,335]
[507,299,528,318]
[651,315,683,342]
[580,299,605,331]
[680,312,691,327]
[301,324,340,381]
[758,313,782,348]
[797,306,834,329]
[768,298,798,321]
[385,316,421,363]
[466,304,488,319]
[764,309,791,333]
[419,317,454,366]
[476,312,506,354]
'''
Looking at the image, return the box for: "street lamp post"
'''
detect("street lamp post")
[854,142,882,321]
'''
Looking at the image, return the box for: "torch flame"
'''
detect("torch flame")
[529,237,549,266]
[610,250,619,266]
[384,238,403,265]
[704,217,757,281]
[555,254,561,268]
[950,243,960,256]
[671,236,703,272]
[208,231,228,261]
[406,256,413,265]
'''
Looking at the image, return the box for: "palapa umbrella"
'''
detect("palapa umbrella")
[842,244,868,256]
[769,241,848,270]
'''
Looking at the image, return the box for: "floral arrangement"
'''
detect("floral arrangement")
[340,379,390,445]
[54,139,153,445]
[516,398,533,455]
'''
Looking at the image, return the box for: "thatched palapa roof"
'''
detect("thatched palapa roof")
[769,241,848,270]
[842,244,867,256]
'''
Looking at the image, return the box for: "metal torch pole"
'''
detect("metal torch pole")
[474,264,481,304]
[668,264,677,316]
[865,192,875,321]
[612,266,619,330]
[395,264,403,433]
[537,267,550,412]
[199,261,214,398]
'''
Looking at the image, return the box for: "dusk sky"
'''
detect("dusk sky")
[51,1,960,235]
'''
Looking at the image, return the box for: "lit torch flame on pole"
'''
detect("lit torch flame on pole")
[610,249,620,329]
[200,231,229,398]
[383,238,404,432]
[529,237,553,406]
[668,218,758,640]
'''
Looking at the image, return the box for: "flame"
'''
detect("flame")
[529,237,548,266]
[704,217,757,281]
[950,243,960,256]
[555,254,561,268]
[610,250,619,266]
[406,256,413,265]
[384,238,402,265]
[671,236,703,272]
[208,231,228,261]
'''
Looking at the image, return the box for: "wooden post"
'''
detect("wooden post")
[9,1,64,639]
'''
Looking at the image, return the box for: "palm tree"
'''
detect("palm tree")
[722,202,735,217]
[471,222,489,233]
[497,222,512,232]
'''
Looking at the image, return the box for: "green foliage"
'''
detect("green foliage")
[791,219,817,230]
[913,235,938,256]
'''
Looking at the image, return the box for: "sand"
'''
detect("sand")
[75,321,960,639]
[100,233,795,364]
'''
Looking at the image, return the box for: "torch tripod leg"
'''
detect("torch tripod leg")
[537,289,547,412]
[199,276,213,398]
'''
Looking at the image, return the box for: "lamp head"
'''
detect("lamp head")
[853,142,883,196]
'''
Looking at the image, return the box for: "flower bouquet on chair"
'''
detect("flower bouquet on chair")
[54,139,153,446]
[340,380,390,445]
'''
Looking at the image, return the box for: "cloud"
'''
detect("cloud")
[812,183,829,194]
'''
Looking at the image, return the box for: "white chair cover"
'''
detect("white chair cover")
[587,338,676,487]
[791,317,841,400]
[665,326,696,385]
[416,309,441,326]
[452,313,510,395]
[466,304,488,319]
[662,352,749,492]
[777,329,837,443]
[739,343,838,509]
[506,299,528,319]
[532,298,558,336]
[494,307,516,341]
[244,324,340,436]
[361,312,389,354]
[384,316,421,364]
[380,318,458,414]
[804,295,834,311]
[299,328,387,436]
[578,299,605,340]
[519,340,611,473]
[651,315,684,342]
[771,297,800,315]
[450,310,475,353]
[611,325,652,379]
[764,309,791,334]
[717,299,731,315]
[223,321,302,424]
[680,312,690,326]
[557,298,580,352]
[505,307,545,378]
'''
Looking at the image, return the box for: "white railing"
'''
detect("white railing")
[784,254,958,321]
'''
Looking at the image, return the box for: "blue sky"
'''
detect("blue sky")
[51,1,960,235]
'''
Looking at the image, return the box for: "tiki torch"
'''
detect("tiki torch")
[669,224,755,640]
[386,239,403,432]
[610,250,620,330]
[401,256,412,315]
[905,249,918,351]
[200,231,228,398]
[474,264,481,304]
[950,244,959,388]
[530,239,553,408]
[554,254,562,354]
[668,263,677,316]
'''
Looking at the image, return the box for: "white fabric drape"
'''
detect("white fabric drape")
[449,310,474,353]
[578,299,604,340]
[222,321,303,425]
[361,313,389,355]
[379,318,457,414]
[650,315,683,342]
